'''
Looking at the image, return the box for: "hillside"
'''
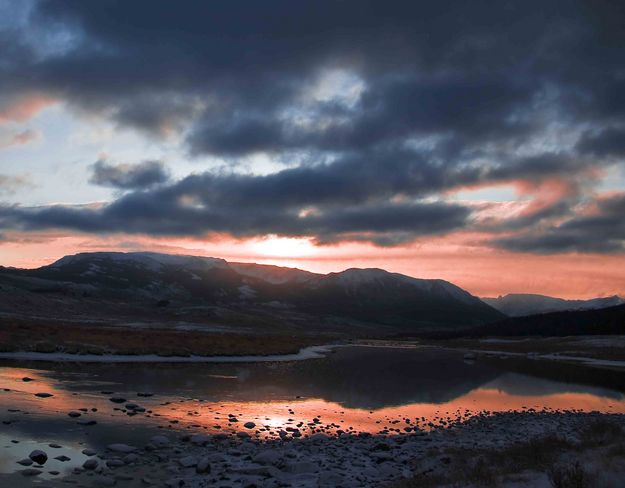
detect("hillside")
[482,293,624,317]
[451,303,625,338]
[0,252,503,335]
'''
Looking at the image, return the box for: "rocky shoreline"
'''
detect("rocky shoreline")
[17,410,625,487]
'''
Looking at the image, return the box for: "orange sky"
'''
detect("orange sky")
[1,231,624,299]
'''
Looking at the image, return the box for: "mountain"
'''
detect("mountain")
[481,293,624,317]
[228,261,320,284]
[0,251,503,332]
[460,303,625,338]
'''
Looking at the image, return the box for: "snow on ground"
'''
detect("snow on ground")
[0,345,335,363]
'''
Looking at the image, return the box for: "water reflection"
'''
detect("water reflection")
[1,345,625,482]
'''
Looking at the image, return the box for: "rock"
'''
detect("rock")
[106,459,125,468]
[190,434,211,445]
[195,457,211,474]
[20,468,42,476]
[29,450,48,464]
[115,474,134,481]
[83,458,99,470]
[253,450,282,465]
[49,470,60,475]
[236,431,250,439]
[78,419,98,425]
[34,393,53,398]
[244,421,256,429]
[123,453,139,464]
[22,377,34,382]
[49,443,62,448]
[232,465,282,477]
[54,455,71,462]
[107,443,137,453]
[285,461,317,474]
[17,458,33,466]
[164,478,184,487]
[82,448,97,456]
[109,397,126,404]
[372,442,391,451]
[178,455,197,468]
[149,435,171,446]
[95,475,117,486]
[319,471,345,485]
[68,411,82,417]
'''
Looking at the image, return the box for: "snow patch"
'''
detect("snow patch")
[0,345,335,363]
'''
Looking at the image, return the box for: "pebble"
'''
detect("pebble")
[20,468,42,476]
[29,449,48,464]
[196,457,211,474]
[107,443,137,453]
[83,458,99,470]
[178,455,197,467]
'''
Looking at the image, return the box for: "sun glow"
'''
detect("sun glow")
[251,236,318,258]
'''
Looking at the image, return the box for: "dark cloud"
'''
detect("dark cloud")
[2,0,622,158]
[493,193,625,253]
[89,160,169,189]
[0,197,471,246]
[1,0,625,249]
[577,128,625,158]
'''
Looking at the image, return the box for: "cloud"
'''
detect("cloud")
[0,129,41,149]
[0,146,607,246]
[1,0,625,251]
[0,174,33,195]
[577,128,625,158]
[89,159,170,189]
[493,193,625,253]
[0,149,475,244]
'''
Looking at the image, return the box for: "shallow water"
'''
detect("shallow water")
[2,344,625,485]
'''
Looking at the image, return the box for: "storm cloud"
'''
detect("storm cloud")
[89,160,170,189]
[494,193,625,254]
[0,0,624,251]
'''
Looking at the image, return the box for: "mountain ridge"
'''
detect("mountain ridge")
[482,293,624,317]
[0,251,503,331]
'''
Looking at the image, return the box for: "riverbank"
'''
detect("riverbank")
[15,411,624,487]
[0,345,335,363]
[428,335,625,369]
[0,319,329,357]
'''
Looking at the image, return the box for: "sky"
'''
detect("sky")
[1,0,625,299]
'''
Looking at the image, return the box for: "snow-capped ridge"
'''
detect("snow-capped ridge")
[49,252,228,272]
[229,262,319,284]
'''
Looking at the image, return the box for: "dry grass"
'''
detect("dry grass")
[390,421,625,488]
[0,319,320,356]
[548,462,591,488]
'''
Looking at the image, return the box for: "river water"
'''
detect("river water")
[2,344,625,485]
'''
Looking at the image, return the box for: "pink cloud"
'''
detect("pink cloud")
[0,93,56,124]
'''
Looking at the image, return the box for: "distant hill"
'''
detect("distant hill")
[442,303,625,338]
[0,251,503,331]
[482,293,624,317]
